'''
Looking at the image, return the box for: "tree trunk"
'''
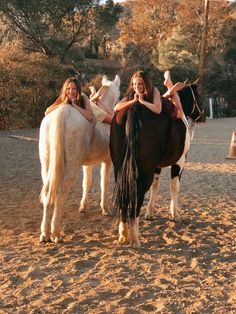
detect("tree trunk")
[198,0,210,94]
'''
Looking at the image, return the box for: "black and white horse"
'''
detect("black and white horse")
[110,82,205,248]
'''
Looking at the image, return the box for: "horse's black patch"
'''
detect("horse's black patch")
[154,168,161,175]
[171,164,181,179]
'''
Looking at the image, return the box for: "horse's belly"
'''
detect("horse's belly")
[156,123,190,168]
[83,140,110,165]
[83,125,110,165]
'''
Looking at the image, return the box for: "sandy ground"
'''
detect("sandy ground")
[0,117,235,314]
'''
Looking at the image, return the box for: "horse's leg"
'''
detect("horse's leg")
[129,188,146,248]
[40,153,51,242]
[79,165,93,213]
[40,201,51,242]
[50,197,64,243]
[145,168,161,220]
[170,157,185,222]
[118,218,140,248]
[127,183,147,248]
[51,172,76,243]
[129,217,140,248]
[127,175,152,248]
[100,160,111,216]
[118,221,129,243]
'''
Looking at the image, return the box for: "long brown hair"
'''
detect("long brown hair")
[126,71,154,102]
[51,77,85,108]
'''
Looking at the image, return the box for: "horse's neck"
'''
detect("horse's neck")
[99,93,114,114]
[179,90,192,118]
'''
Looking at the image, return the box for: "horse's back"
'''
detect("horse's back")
[110,106,189,174]
[39,105,96,165]
[137,109,188,168]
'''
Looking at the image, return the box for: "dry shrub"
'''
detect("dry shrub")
[82,74,104,96]
[0,40,122,130]
[0,41,76,130]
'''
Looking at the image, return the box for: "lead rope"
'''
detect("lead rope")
[188,117,195,140]
[182,115,195,140]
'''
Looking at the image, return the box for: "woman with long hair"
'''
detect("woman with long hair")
[45,77,94,122]
[114,70,184,118]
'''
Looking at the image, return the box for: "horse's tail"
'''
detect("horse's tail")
[114,107,141,222]
[40,108,65,206]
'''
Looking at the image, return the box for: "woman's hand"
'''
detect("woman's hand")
[71,98,77,106]
[138,93,144,103]
[135,88,162,114]
[134,93,139,102]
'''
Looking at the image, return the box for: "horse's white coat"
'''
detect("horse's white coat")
[39,75,120,242]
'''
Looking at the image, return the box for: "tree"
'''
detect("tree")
[176,0,231,55]
[206,21,236,116]
[118,0,178,63]
[198,0,209,91]
[87,0,123,58]
[157,28,198,70]
[0,0,96,61]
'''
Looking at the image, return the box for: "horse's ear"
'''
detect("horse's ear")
[102,75,109,86]
[114,74,121,87]
[89,86,96,98]
[192,78,200,86]
[183,79,189,85]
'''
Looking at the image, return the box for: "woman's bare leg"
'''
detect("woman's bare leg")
[163,71,184,118]
[164,70,174,89]
[103,113,113,124]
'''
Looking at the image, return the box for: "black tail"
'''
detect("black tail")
[114,107,141,223]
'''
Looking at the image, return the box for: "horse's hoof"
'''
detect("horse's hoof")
[175,217,182,223]
[172,215,182,223]
[144,212,155,220]
[79,206,85,213]
[39,234,50,243]
[119,236,128,243]
[131,241,141,249]
[53,236,61,244]
[101,209,109,216]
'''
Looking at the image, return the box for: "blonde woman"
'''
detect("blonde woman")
[45,77,112,123]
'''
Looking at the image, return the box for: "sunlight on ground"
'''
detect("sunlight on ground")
[185,162,236,173]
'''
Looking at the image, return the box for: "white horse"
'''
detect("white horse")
[39,75,120,243]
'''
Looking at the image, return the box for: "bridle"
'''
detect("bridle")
[188,86,205,123]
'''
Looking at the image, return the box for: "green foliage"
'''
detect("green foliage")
[98,0,123,27]
[86,0,123,58]
[121,42,153,69]
[157,28,198,72]
[205,21,236,117]
[206,61,236,117]
[0,0,95,58]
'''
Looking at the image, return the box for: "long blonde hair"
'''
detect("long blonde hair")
[51,77,85,108]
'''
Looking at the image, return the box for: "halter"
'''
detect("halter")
[188,86,205,122]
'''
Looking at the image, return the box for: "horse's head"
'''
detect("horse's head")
[91,75,120,114]
[100,75,120,113]
[178,79,206,123]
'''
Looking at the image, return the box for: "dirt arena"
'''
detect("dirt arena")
[0,117,235,314]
